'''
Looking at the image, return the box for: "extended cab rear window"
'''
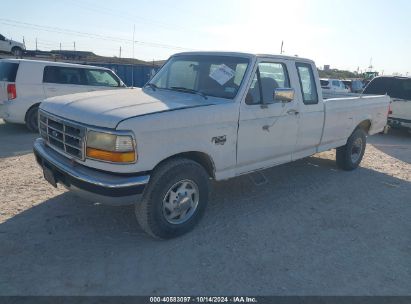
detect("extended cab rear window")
[296,62,318,105]
[0,62,19,82]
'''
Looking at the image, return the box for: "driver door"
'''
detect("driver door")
[236,59,299,174]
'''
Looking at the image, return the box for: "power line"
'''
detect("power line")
[0,18,196,51]
[66,0,190,33]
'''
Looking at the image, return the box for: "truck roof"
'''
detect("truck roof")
[0,58,110,70]
[173,51,315,64]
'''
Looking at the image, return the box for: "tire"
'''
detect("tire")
[135,158,210,239]
[25,105,39,133]
[336,128,367,171]
[11,47,23,57]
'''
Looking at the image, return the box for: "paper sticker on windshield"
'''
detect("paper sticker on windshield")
[209,64,235,85]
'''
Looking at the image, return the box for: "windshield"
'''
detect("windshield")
[148,55,250,99]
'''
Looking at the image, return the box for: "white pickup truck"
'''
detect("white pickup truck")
[33,52,390,239]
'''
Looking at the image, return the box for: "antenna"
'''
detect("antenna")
[132,24,135,88]
[280,41,284,54]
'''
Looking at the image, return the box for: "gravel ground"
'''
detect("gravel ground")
[0,119,410,295]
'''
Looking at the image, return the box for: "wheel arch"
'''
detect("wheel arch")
[356,119,372,134]
[154,151,216,179]
[25,102,41,123]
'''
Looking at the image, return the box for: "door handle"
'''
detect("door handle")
[47,88,57,92]
[287,109,299,115]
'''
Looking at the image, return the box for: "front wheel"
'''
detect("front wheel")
[135,158,210,239]
[336,128,367,171]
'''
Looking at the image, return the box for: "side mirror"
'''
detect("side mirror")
[274,88,294,103]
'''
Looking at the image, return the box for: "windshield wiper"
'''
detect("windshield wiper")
[145,83,158,91]
[170,86,208,100]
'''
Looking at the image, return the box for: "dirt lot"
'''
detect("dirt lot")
[0,119,410,295]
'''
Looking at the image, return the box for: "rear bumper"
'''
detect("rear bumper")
[33,138,150,205]
[0,101,23,123]
[388,117,411,129]
[0,104,7,119]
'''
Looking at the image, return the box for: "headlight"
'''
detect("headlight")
[86,131,136,163]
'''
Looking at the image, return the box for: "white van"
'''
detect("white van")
[0,59,126,131]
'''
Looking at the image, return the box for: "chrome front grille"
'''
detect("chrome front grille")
[39,111,86,160]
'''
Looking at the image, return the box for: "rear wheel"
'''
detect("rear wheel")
[135,158,210,239]
[25,105,39,133]
[336,128,367,171]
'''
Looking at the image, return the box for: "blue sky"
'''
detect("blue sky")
[1,0,410,74]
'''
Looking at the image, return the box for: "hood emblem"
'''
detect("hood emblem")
[51,130,59,138]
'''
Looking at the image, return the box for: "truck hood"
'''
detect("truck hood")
[40,88,217,129]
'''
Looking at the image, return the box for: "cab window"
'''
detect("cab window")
[296,63,318,105]
[246,62,290,105]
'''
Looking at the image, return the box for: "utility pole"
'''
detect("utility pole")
[35,38,38,51]
[60,43,62,51]
[132,24,135,88]
[119,46,122,58]
[73,41,76,51]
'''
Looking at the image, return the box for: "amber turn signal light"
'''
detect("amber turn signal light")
[86,147,136,163]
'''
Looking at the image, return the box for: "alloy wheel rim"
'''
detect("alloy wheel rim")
[162,179,199,224]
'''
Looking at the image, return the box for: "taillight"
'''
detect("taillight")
[388,103,392,115]
[7,84,17,100]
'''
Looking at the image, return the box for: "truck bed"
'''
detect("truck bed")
[320,95,390,151]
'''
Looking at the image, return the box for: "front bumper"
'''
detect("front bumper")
[33,138,150,205]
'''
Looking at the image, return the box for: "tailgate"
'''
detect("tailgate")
[390,99,411,121]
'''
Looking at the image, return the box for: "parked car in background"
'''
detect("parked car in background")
[363,76,411,132]
[0,34,26,57]
[33,51,390,239]
[321,78,350,93]
[0,59,126,131]
[343,79,364,93]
